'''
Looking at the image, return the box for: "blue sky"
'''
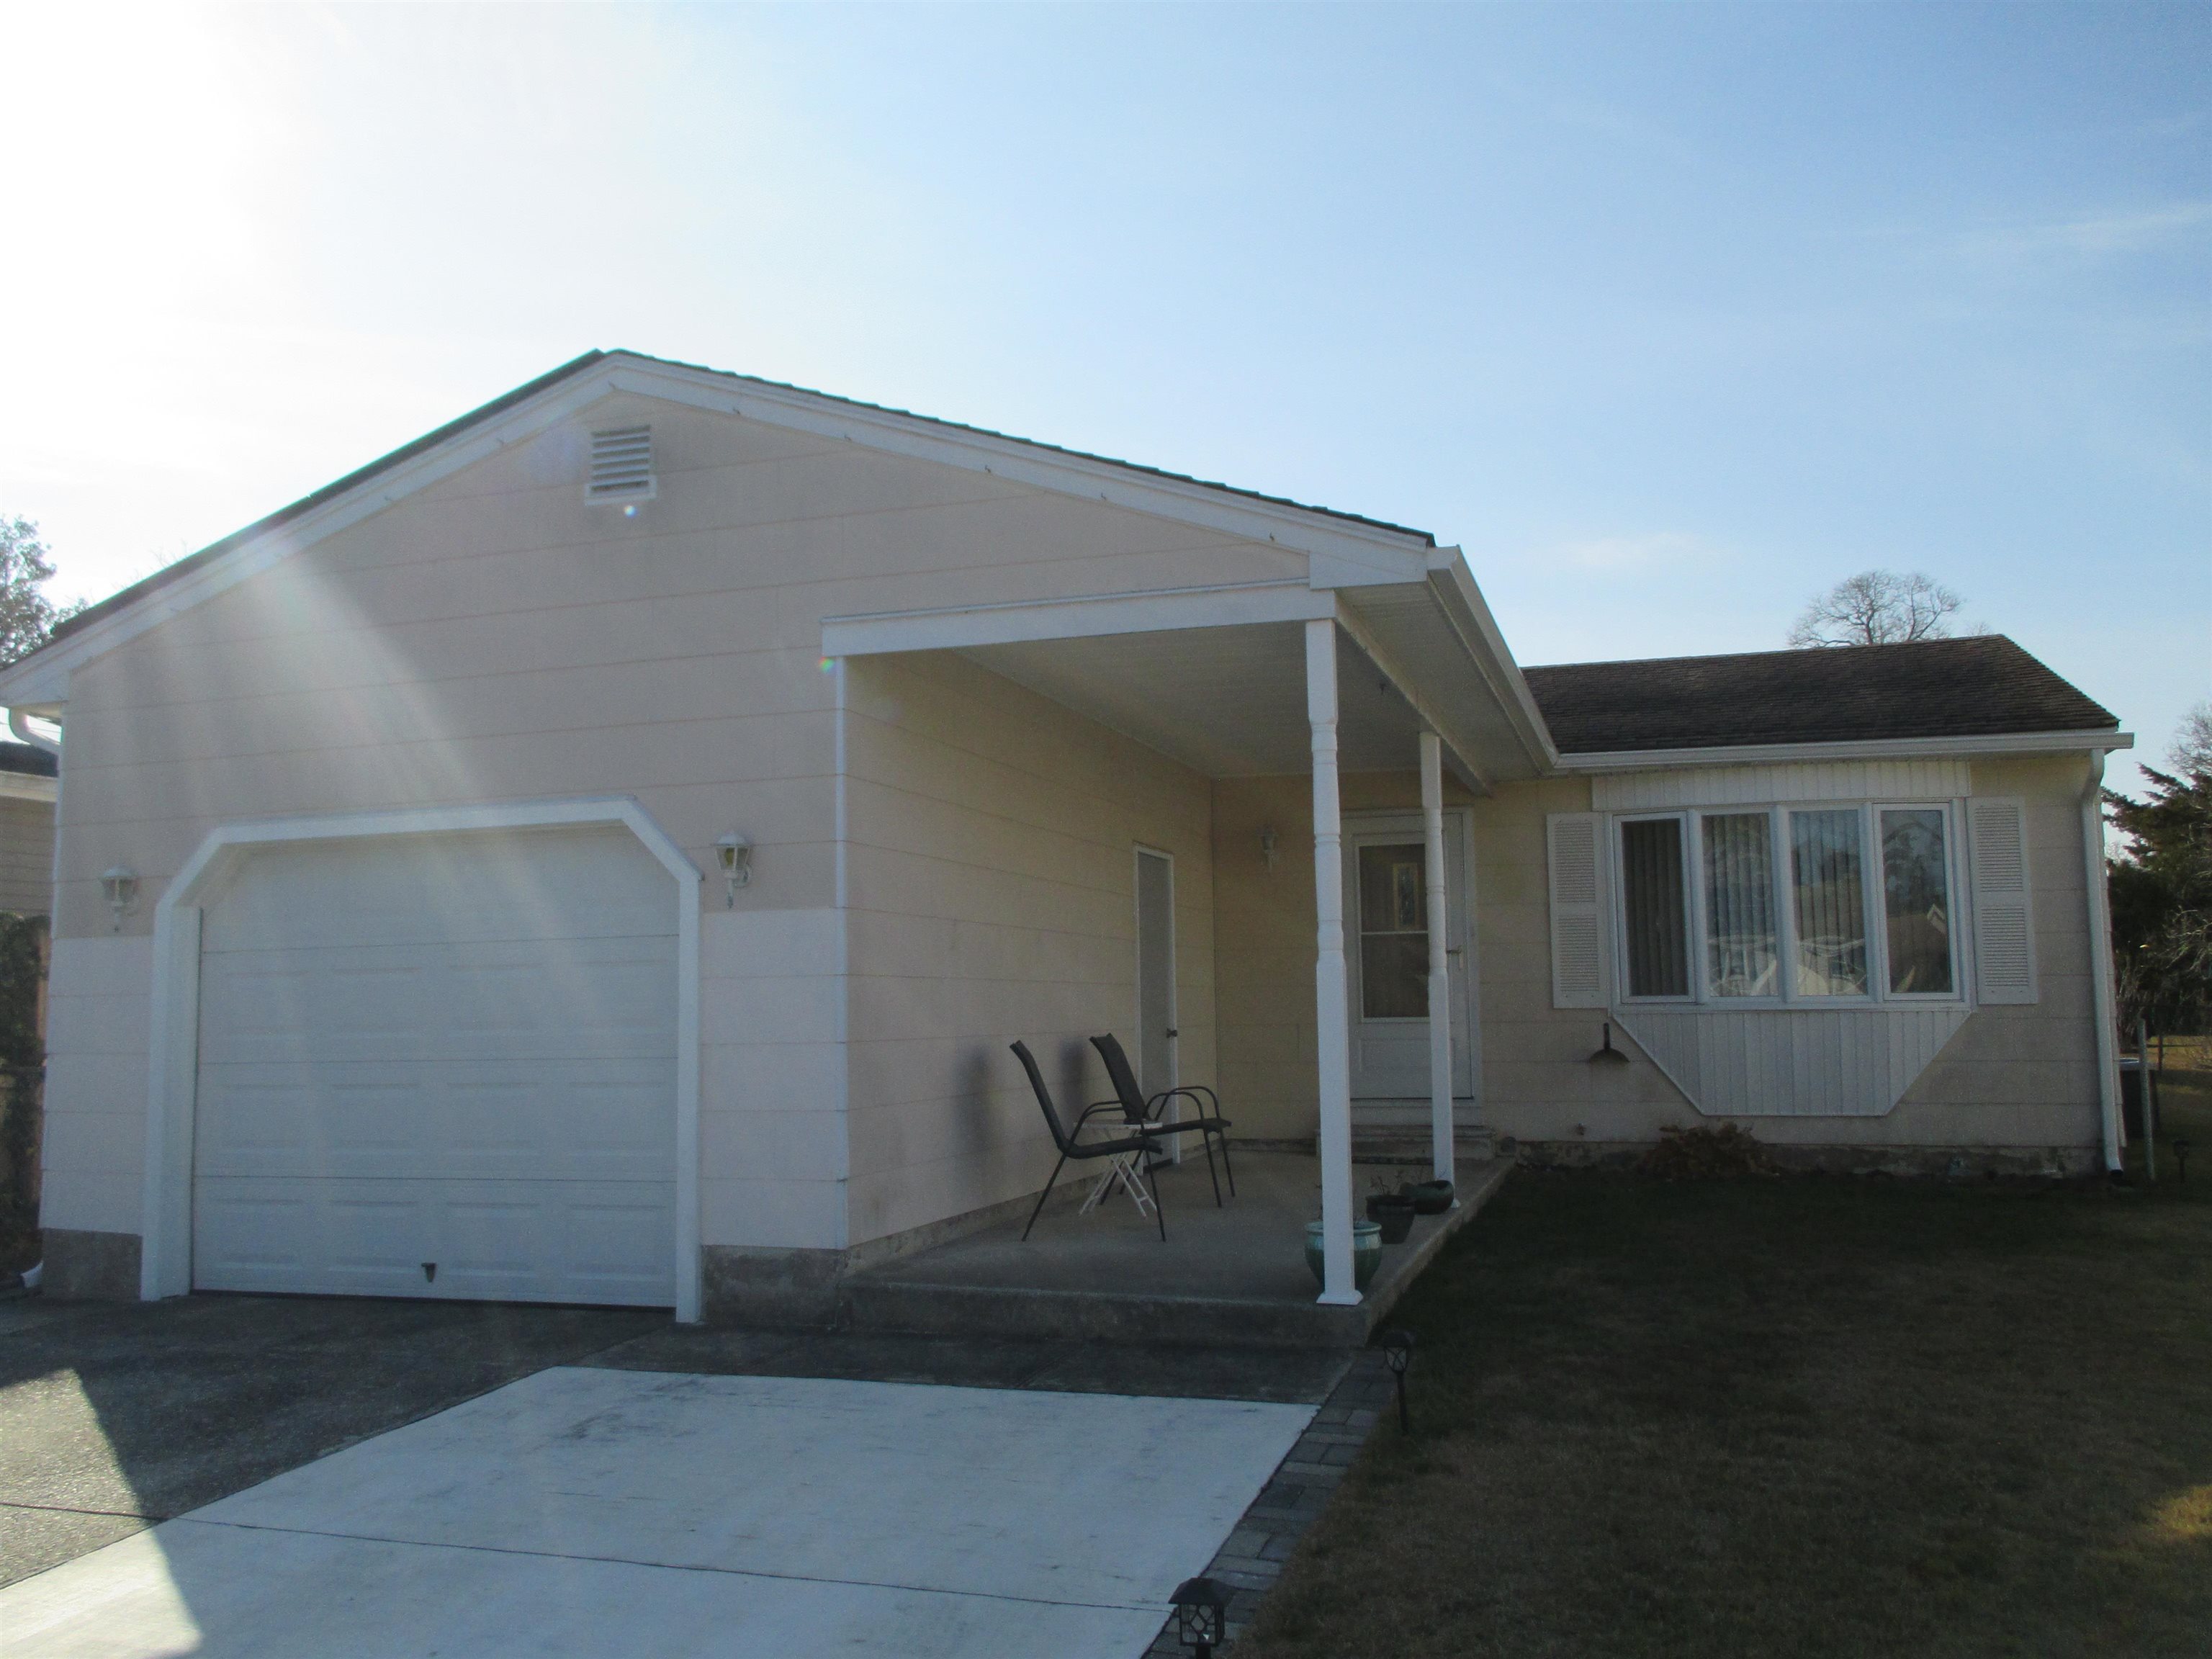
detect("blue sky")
[1,3,2204,789]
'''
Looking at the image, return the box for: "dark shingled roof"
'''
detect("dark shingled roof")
[48,350,1431,649]
[0,741,58,778]
[1522,637,2119,756]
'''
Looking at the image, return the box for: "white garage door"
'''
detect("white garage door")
[192,826,678,1307]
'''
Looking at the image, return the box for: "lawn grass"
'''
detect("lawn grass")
[1241,1092,2212,1658]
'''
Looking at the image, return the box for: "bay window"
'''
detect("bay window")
[1612,801,1961,1007]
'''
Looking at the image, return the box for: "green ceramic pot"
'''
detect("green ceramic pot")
[1305,1219,1382,1291]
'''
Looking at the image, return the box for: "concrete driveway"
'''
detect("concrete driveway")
[1,1295,1344,1656]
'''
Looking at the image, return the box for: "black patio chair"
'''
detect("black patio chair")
[1012,1040,1169,1242]
[1089,1033,1236,1206]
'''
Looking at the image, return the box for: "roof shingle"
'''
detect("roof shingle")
[1521,636,2118,756]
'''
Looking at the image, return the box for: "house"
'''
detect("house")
[0,351,2130,1319]
[0,738,58,915]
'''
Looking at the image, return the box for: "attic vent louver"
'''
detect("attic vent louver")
[587,425,655,504]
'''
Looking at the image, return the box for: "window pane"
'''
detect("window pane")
[1619,818,1689,997]
[1881,809,1954,994]
[1702,813,1777,997]
[1790,809,1868,996]
[1357,844,1428,1018]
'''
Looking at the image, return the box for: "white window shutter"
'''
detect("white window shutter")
[1548,812,1609,1008]
[1968,797,2036,1004]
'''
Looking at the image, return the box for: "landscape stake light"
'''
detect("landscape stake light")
[1169,1576,1229,1657]
[1381,1327,1416,1434]
[2172,1138,2191,1185]
[1588,1022,1631,1067]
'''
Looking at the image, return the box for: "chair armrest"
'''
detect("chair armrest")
[1073,1100,1133,1138]
[1149,1086,1223,1120]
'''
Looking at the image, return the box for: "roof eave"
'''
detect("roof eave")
[1552,727,2133,773]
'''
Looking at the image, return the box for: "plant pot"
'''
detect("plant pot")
[1305,1220,1383,1291]
[1366,1194,1417,1244]
[1400,1179,1454,1215]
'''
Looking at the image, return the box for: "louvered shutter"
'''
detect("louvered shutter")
[1548,812,1609,1008]
[1968,798,2036,1004]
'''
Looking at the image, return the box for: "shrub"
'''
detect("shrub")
[1642,1123,1778,1181]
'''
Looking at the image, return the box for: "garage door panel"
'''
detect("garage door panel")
[197,1064,673,1182]
[192,827,678,1309]
[202,942,674,1066]
[199,831,675,952]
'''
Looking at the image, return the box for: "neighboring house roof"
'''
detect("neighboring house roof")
[0,741,58,779]
[1522,636,2121,756]
[50,350,1433,648]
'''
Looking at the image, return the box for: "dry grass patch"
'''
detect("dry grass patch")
[1241,1099,2212,1658]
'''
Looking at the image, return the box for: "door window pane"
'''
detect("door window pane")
[1701,813,1778,997]
[1357,843,1429,1018]
[1790,809,1868,996]
[1619,818,1689,997]
[1880,809,1954,994]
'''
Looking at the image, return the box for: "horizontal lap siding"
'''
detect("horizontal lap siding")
[49,390,1297,1254]
[842,652,1215,1246]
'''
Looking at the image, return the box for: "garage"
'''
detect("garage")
[189,824,680,1308]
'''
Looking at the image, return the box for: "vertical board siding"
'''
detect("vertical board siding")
[1591,759,1971,811]
[1617,1005,1973,1116]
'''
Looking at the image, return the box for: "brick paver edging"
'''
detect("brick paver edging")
[1143,1348,1396,1655]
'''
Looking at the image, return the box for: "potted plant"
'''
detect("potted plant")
[1305,1217,1383,1290]
[1364,1174,1416,1243]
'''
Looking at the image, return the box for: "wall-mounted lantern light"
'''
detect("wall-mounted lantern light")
[714,833,752,906]
[100,866,139,931]
[1259,827,1278,871]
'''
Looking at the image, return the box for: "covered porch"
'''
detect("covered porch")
[840,1151,1513,1349]
[825,562,1552,1315]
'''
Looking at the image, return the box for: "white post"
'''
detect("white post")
[1307,619,1358,1305]
[1420,732,1454,1187]
[2082,750,2123,1172]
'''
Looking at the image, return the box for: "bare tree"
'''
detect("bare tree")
[1786,570,1964,648]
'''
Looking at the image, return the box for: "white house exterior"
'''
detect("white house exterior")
[0,351,2131,1322]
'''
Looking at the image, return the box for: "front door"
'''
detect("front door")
[1344,814,1475,1102]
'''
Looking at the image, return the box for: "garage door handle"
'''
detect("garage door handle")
[422,1262,437,1283]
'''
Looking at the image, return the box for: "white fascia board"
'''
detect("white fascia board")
[822,580,1334,657]
[1554,728,2135,773]
[1328,601,1491,796]
[0,772,57,804]
[609,359,1436,580]
[1423,552,1562,773]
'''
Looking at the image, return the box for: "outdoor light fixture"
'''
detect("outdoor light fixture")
[1259,826,1278,871]
[1588,1022,1632,1067]
[714,833,752,905]
[99,866,139,931]
[1169,1576,1230,1658]
[1380,1327,1416,1434]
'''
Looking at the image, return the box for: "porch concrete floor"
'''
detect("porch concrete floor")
[842,1151,1511,1348]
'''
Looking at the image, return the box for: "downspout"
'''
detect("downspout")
[2080,750,2123,1174]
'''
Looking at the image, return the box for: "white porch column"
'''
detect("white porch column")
[1307,619,1358,1305]
[1420,731,1454,1187]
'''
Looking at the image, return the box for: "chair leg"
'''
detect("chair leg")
[1200,1130,1223,1207]
[1022,1153,1069,1241]
[1147,1156,1166,1241]
[1215,1129,1236,1197]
